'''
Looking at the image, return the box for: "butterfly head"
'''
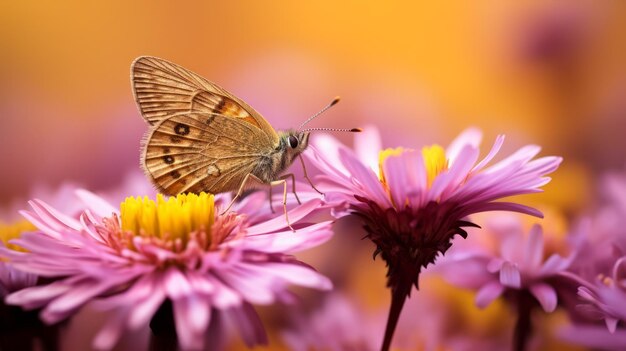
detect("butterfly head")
[279,130,310,160]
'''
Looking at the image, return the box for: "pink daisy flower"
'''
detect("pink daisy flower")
[577,257,626,332]
[562,171,626,346]
[1,191,333,351]
[306,126,562,350]
[439,215,576,313]
[437,213,580,351]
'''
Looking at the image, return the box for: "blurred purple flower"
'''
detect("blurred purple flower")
[577,257,626,333]
[563,172,626,331]
[438,213,583,350]
[0,191,333,350]
[306,126,562,350]
[281,293,383,351]
[555,171,626,350]
[439,215,576,313]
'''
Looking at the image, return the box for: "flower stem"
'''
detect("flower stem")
[380,281,411,351]
[513,291,533,351]
[149,300,177,351]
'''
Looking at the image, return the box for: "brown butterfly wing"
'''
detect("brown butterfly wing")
[131,56,278,145]
[142,112,273,195]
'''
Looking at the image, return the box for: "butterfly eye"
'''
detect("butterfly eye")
[288,136,299,148]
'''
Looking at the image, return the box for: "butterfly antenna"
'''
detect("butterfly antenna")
[298,96,341,131]
[300,127,362,133]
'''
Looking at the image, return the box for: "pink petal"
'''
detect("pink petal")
[30,199,82,232]
[338,148,391,207]
[42,279,125,323]
[163,268,193,299]
[216,267,276,305]
[18,210,64,240]
[476,282,505,308]
[446,127,482,165]
[460,202,543,218]
[205,276,242,309]
[538,255,570,276]
[308,134,350,176]
[483,145,541,175]
[354,125,382,175]
[382,149,426,208]
[128,281,166,329]
[607,317,619,333]
[6,281,72,309]
[241,262,333,290]
[227,303,268,347]
[500,261,521,288]
[529,283,558,312]
[523,224,544,270]
[185,273,216,295]
[75,189,118,218]
[471,134,505,174]
[92,309,130,351]
[246,199,322,235]
[242,222,333,253]
[173,295,211,351]
[438,145,479,201]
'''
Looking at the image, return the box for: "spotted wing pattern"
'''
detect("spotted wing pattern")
[142,112,273,195]
[131,56,278,146]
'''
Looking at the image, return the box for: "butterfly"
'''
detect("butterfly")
[131,56,359,230]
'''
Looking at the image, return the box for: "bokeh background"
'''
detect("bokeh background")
[2,1,626,350]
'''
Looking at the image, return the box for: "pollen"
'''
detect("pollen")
[421,145,448,187]
[0,219,36,252]
[120,192,215,242]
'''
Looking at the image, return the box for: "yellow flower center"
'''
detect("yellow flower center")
[0,219,36,252]
[120,192,215,243]
[421,145,448,187]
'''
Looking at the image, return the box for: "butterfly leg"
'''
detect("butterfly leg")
[278,173,301,205]
[269,178,295,232]
[220,173,265,215]
[299,155,323,195]
[268,186,275,213]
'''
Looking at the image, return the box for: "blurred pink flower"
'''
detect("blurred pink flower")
[281,293,382,351]
[306,126,562,350]
[566,171,626,333]
[439,216,576,313]
[577,257,626,333]
[1,191,333,351]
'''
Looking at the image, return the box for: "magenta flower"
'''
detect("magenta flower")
[306,127,562,350]
[1,191,333,350]
[437,213,581,350]
[577,257,626,332]
[439,215,575,312]
[565,171,626,330]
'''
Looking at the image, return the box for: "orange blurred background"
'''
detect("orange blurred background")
[2,1,626,207]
